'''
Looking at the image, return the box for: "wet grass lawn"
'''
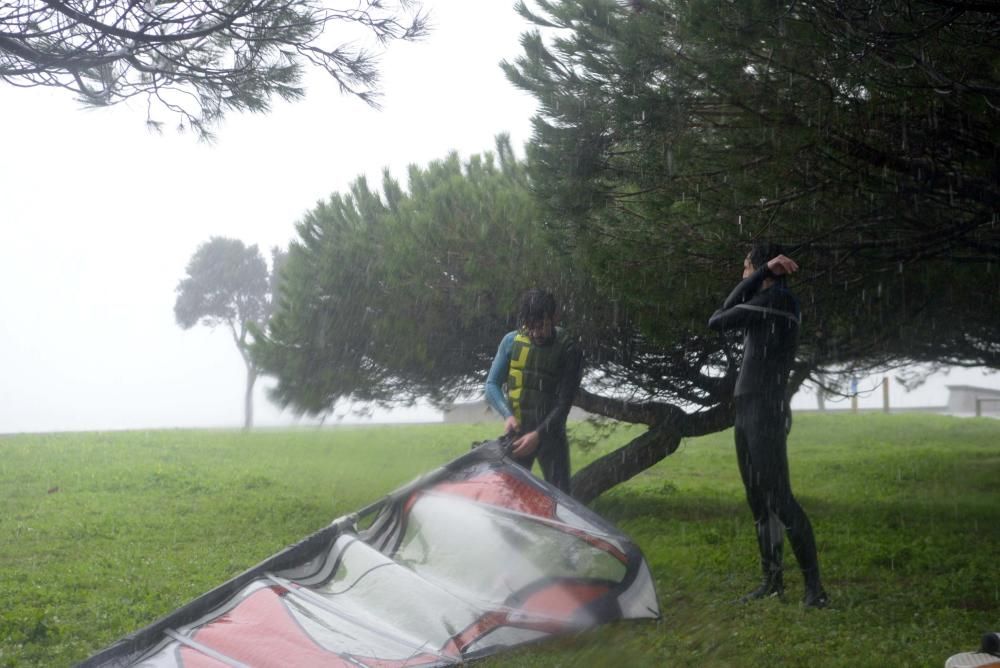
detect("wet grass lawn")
[1,414,997,667]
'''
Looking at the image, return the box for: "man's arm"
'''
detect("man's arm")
[485,332,515,420]
[708,256,800,332]
[708,281,801,332]
[709,265,770,330]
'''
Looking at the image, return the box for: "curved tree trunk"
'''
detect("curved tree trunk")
[569,426,683,504]
[570,390,735,504]
[244,365,257,430]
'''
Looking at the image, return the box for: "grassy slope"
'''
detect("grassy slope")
[501,414,1000,667]
[0,415,997,667]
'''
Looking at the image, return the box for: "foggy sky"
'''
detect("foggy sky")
[1,1,996,434]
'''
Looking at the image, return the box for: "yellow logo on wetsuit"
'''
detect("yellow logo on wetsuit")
[507,333,532,423]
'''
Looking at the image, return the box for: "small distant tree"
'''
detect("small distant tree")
[175,237,283,429]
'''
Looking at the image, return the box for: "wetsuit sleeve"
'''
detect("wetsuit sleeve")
[485,332,516,419]
[534,342,584,437]
[708,266,782,332]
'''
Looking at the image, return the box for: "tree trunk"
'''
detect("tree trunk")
[570,425,683,504]
[570,390,735,504]
[244,364,257,430]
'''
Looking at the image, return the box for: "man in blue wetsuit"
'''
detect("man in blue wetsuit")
[485,289,584,494]
[708,243,829,608]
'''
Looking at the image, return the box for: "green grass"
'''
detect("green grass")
[1,415,997,667]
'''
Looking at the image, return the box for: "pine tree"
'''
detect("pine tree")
[0,0,428,137]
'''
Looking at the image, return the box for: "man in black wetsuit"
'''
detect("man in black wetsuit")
[708,243,828,608]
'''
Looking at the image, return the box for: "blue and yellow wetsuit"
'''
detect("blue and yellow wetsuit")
[485,327,583,493]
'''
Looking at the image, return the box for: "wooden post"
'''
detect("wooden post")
[882,377,890,413]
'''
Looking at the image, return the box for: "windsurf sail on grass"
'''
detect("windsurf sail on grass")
[80,438,660,667]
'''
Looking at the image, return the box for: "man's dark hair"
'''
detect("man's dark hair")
[518,288,557,327]
[749,242,787,273]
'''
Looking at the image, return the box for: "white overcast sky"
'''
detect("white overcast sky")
[0,0,996,434]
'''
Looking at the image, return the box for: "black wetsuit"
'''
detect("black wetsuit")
[708,266,821,589]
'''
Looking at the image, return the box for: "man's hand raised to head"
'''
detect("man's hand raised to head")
[767,255,799,276]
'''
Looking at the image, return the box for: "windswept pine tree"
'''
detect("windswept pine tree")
[257,2,1000,501]
[0,0,428,136]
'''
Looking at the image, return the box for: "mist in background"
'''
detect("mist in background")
[1,0,996,435]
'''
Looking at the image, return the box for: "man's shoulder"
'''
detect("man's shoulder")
[773,285,800,313]
[756,284,798,310]
[554,327,583,355]
[497,330,520,354]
